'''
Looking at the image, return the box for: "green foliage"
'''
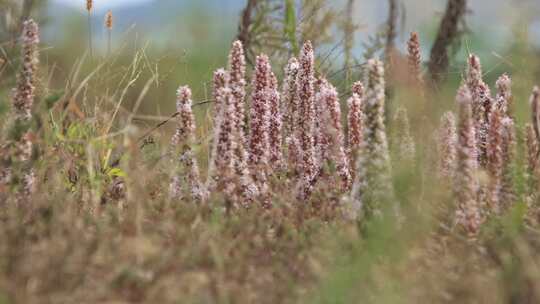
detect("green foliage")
[43,90,64,110]
[284,0,298,54]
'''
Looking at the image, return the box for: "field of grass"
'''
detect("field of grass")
[2,1,540,303]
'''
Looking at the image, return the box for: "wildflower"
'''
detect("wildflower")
[282,57,300,138]
[209,84,237,197]
[495,74,512,115]
[228,40,248,138]
[407,32,423,86]
[530,86,540,146]
[500,116,516,207]
[486,107,504,214]
[466,54,493,168]
[169,86,207,202]
[352,81,364,96]
[212,68,228,125]
[2,20,40,198]
[526,123,539,197]
[282,58,301,173]
[268,71,283,170]
[454,85,482,236]
[347,83,364,176]
[12,20,39,125]
[348,59,394,220]
[392,107,416,163]
[295,41,318,200]
[317,82,351,190]
[248,54,271,199]
[438,112,458,179]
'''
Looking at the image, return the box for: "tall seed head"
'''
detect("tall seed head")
[407,32,423,85]
[105,10,113,30]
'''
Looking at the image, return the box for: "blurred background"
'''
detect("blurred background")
[1,0,540,129]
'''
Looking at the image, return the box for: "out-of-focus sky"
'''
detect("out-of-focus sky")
[45,0,540,56]
[52,0,155,10]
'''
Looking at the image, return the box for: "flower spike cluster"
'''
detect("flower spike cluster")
[466,54,493,168]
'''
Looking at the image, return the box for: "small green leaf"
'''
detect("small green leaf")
[44,90,64,109]
[107,167,126,178]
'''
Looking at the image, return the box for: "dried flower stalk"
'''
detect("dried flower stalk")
[407,32,424,87]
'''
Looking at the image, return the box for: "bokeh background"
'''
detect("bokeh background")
[2,0,540,132]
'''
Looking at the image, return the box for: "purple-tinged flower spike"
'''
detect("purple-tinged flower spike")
[530,87,540,146]
[169,86,207,202]
[347,84,365,177]
[486,107,504,214]
[268,71,283,171]
[525,123,539,197]
[352,81,364,96]
[454,85,482,237]
[500,116,516,208]
[295,41,318,201]
[12,20,39,124]
[495,74,512,115]
[208,84,238,197]
[228,40,248,138]
[2,19,40,198]
[466,54,493,168]
[314,78,331,165]
[438,111,458,179]
[347,59,394,220]
[212,68,228,125]
[392,107,416,163]
[282,58,301,174]
[318,82,351,190]
[248,54,271,199]
[407,32,424,87]
[282,57,300,138]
